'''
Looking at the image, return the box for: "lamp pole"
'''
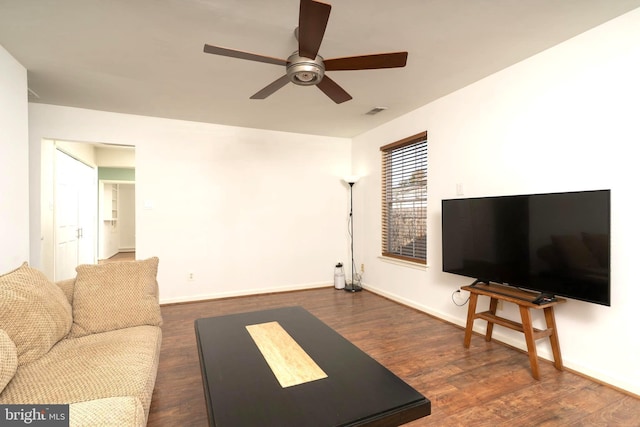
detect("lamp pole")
[345,179,361,292]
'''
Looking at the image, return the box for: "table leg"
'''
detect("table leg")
[485,297,498,342]
[544,306,563,371]
[464,293,478,348]
[519,305,540,380]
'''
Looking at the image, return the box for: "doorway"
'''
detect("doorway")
[40,139,135,281]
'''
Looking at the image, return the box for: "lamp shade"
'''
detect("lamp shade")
[343,175,360,185]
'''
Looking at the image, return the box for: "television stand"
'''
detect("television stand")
[461,282,566,380]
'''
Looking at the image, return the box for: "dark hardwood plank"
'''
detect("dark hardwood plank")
[147,288,640,426]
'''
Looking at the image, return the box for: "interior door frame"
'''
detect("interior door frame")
[41,139,135,281]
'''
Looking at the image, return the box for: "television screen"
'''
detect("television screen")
[442,190,610,306]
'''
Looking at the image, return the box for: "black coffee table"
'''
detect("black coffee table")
[195,306,430,426]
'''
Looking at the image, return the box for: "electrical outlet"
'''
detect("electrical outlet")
[188,272,195,281]
[360,263,365,273]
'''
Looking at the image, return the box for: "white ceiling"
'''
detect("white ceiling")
[2,0,639,138]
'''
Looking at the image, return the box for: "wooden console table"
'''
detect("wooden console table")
[462,283,566,380]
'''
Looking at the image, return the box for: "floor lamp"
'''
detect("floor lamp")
[343,176,361,292]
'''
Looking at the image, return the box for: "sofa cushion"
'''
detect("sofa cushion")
[0,263,73,366]
[0,329,18,393]
[70,257,162,337]
[0,325,161,416]
[69,397,146,427]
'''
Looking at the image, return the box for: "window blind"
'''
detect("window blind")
[381,132,427,264]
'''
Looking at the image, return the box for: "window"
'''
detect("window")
[381,132,427,264]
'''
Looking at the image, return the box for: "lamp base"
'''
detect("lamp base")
[344,283,362,292]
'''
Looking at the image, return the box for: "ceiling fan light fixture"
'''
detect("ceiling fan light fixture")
[286,52,325,86]
[202,0,408,103]
[295,71,316,83]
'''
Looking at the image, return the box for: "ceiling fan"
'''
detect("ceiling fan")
[203,0,408,104]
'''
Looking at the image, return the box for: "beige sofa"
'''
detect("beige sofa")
[0,257,162,426]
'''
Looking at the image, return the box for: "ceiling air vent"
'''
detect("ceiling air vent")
[365,106,388,115]
[27,88,40,100]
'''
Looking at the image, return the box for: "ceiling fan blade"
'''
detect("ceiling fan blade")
[324,52,408,71]
[316,75,352,104]
[204,44,287,66]
[298,0,331,59]
[250,75,291,99]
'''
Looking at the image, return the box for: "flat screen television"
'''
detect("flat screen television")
[441,190,610,306]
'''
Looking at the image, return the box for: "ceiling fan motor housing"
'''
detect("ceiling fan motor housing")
[286,52,325,86]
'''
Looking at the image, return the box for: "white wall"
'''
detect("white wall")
[353,8,640,395]
[29,105,352,303]
[0,45,29,272]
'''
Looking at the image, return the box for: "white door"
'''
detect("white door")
[77,162,96,265]
[55,149,96,280]
[55,151,78,280]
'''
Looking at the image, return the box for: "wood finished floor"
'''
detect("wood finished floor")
[98,251,136,264]
[147,288,640,426]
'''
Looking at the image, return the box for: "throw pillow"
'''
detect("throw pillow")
[0,263,73,366]
[0,329,18,393]
[70,257,162,337]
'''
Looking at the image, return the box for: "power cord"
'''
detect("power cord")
[451,289,470,306]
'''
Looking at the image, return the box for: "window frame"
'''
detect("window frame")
[380,131,428,265]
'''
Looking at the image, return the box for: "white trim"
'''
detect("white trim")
[363,282,461,326]
[160,282,333,305]
[377,255,428,271]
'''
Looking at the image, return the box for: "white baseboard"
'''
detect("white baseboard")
[362,282,467,328]
[159,281,332,305]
